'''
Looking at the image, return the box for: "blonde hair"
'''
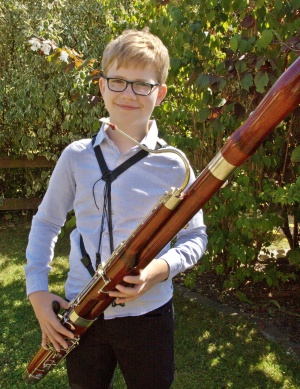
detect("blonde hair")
[101,29,170,84]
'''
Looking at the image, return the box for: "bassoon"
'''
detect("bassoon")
[23,56,300,384]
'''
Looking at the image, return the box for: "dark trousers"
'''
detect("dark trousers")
[66,299,174,389]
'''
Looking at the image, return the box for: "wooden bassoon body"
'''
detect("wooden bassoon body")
[23,56,300,384]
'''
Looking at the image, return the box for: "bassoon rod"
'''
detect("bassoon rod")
[134,55,300,273]
[23,55,300,384]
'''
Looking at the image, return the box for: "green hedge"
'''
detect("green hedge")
[1,0,299,287]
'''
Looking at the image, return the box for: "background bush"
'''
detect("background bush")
[1,0,299,287]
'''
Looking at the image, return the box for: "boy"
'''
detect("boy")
[25,29,207,389]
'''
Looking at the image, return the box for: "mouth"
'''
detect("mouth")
[116,103,139,110]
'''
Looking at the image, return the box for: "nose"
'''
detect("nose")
[121,83,136,98]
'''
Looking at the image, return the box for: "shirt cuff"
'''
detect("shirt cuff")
[25,274,49,296]
[158,250,182,280]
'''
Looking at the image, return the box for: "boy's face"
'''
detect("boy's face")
[99,62,167,132]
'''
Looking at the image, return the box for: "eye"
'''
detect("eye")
[111,78,126,85]
[135,81,150,87]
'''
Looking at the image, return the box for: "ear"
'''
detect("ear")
[99,77,106,96]
[155,84,167,106]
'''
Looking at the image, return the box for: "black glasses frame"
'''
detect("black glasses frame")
[101,75,160,96]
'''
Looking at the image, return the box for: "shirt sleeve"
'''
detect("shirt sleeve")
[158,169,208,279]
[24,144,76,296]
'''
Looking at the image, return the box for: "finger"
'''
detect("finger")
[40,324,63,352]
[48,336,63,352]
[109,290,137,300]
[57,298,71,310]
[45,324,69,351]
[43,308,74,341]
[41,331,47,348]
[113,295,138,304]
[115,284,140,295]
[52,320,74,341]
[109,290,129,298]
[41,315,74,351]
[123,274,143,284]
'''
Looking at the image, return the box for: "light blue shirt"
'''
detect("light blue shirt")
[25,120,207,319]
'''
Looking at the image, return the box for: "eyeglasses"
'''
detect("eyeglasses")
[102,75,160,96]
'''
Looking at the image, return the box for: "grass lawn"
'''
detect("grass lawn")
[0,221,299,388]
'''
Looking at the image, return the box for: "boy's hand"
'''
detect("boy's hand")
[109,259,170,305]
[28,290,74,352]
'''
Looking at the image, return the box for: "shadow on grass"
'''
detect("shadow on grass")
[0,224,299,388]
[173,294,300,388]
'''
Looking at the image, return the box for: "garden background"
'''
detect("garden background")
[0,1,300,387]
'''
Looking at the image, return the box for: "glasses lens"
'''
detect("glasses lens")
[108,79,127,92]
[132,82,152,96]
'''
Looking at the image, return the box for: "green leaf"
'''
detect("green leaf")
[266,275,274,287]
[207,10,215,22]
[288,249,300,266]
[269,299,281,310]
[241,73,253,91]
[263,156,272,168]
[198,108,210,121]
[254,71,269,93]
[291,0,299,8]
[291,146,300,162]
[235,60,247,73]
[236,291,254,304]
[238,38,249,54]
[171,57,181,72]
[256,29,273,50]
[274,0,282,11]
[195,74,210,89]
[45,89,56,106]
[230,35,239,53]
[255,0,265,9]
[172,8,183,22]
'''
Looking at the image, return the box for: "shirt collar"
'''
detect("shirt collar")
[93,119,159,150]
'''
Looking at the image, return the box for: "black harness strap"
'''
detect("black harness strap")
[94,145,149,185]
[94,145,149,262]
[80,142,150,277]
[80,234,96,277]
